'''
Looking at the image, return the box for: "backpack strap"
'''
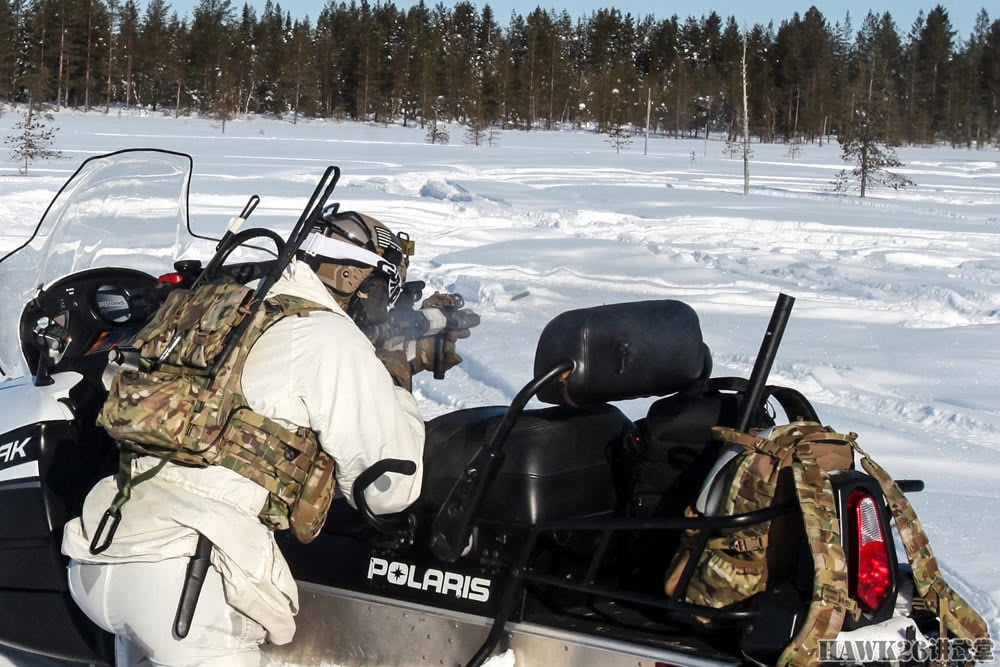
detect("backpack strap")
[852,444,991,654]
[777,443,856,667]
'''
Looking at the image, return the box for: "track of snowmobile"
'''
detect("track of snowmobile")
[0,113,997,663]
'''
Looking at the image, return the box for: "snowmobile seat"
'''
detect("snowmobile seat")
[532,299,711,407]
[420,404,633,524]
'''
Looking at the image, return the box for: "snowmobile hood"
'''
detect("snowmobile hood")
[0,149,204,380]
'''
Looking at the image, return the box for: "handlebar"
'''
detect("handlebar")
[352,458,417,537]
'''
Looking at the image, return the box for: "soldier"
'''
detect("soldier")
[61,211,479,666]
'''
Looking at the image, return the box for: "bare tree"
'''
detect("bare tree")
[741,28,751,195]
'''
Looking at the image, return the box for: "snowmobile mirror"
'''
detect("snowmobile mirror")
[533,300,711,407]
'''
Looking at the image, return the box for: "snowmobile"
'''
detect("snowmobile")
[0,149,944,667]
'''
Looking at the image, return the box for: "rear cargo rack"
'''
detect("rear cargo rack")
[465,502,794,667]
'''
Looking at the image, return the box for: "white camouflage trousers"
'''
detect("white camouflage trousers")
[67,557,266,667]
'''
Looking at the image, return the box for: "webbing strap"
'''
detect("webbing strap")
[777,446,854,667]
[89,448,178,554]
[108,449,177,516]
[854,448,991,651]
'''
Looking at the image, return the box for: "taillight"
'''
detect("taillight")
[848,490,891,611]
[158,272,185,285]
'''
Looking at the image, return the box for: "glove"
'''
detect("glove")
[419,293,481,341]
[375,348,412,392]
[408,292,480,377]
[409,336,464,377]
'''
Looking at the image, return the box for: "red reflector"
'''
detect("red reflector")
[158,272,184,285]
[848,490,890,611]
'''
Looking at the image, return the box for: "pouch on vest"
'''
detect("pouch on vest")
[665,422,853,605]
[97,281,336,543]
[664,422,991,667]
[135,282,254,368]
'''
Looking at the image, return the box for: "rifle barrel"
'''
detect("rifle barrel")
[737,293,795,432]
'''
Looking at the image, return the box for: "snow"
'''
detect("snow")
[1,110,999,661]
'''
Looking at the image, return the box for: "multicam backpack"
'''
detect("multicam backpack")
[97,280,336,544]
[664,421,991,667]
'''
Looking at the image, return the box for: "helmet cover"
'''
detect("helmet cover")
[300,211,412,325]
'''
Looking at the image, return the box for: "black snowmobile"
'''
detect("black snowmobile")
[0,150,942,667]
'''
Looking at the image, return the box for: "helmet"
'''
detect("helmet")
[298,209,413,329]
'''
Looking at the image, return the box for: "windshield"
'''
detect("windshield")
[0,149,200,379]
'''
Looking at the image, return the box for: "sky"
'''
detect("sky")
[168,0,984,38]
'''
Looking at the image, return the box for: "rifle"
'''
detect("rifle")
[364,280,463,381]
[363,280,430,347]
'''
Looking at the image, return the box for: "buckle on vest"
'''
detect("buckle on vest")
[285,447,300,462]
[708,534,769,552]
[816,584,858,616]
[732,535,768,552]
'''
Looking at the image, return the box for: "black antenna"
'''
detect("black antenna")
[173,166,341,639]
[206,167,341,382]
[737,293,795,432]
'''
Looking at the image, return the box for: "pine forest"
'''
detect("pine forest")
[0,0,997,147]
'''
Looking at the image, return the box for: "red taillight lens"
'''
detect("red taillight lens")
[158,272,185,285]
[848,490,891,611]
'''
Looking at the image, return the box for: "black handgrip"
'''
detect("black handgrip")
[897,479,924,493]
[174,534,214,639]
[214,195,262,251]
[433,334,447,379]
[239,194,260,220]
[353,459,417,534]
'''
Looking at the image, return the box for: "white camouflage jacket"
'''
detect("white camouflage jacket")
[62,260,426,644]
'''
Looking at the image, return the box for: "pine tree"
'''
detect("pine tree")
[723,135,741,157]
[5,103,61,175]
[486,124,500,146]
[119,0,138,108]
[914,6,955,142]
[464,114,485,145]
[984,17,1000,146]
[425,96,449,143]
[137,0,171,111]
[0,0,14,100]
[786,135,803,159]
[606,121,632,153]
[189,0,234,114]
[164,12,188,116]
[834,105,912,197]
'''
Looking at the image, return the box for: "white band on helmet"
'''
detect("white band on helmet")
[301,231,386,268]
[301,231,403,307]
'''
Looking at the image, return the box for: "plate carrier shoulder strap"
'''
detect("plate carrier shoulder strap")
[96,281,336,547]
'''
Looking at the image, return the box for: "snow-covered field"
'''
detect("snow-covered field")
[0,110,998,662]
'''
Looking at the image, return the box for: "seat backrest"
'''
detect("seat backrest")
[533,300,711,407]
